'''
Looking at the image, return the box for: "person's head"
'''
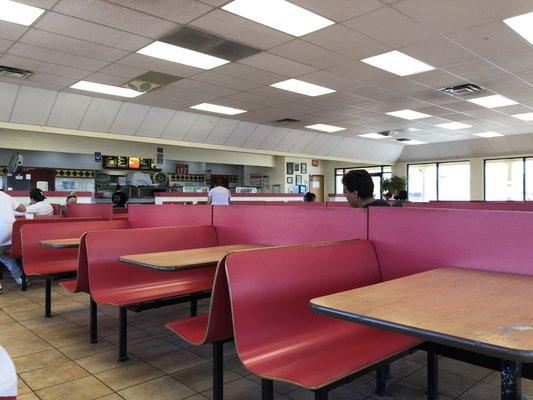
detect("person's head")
[303,192,316,202]
[29,188,46,204]
[66,192,78,204]
[342,170,375,208]
[384,192,393,200]
[397,189,408,200]
[116,185,122,191]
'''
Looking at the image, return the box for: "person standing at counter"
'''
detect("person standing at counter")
[112,185,128,208]
[25,188,53,216]
[207,185,231,206]
[0,191,26,292]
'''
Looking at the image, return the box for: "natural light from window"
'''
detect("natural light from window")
[438,162,470,200]
[485,158,524,201]
[408,164,437,202]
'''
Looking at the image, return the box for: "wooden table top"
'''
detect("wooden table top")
[39,238,81,248]
[120,243,267,271]
[311,267,533,362]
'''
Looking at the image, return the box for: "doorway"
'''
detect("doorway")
[309,175,324,202]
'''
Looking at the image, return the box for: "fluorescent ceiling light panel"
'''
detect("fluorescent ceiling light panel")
[467,95,518,108]
[386,109,431,120]
[191,103,246,115]
[222,0,334,36]
[435,122,472,130]
[512,112,533,121]
[70,81,142,98]
[359,133,386,139]
[270,79,335,96]
[361,50,434,76]
[403,139,426,145]
[305,124,345,132]
[473,131,503,138]
[504,12,533,44]
[137,41,229,69]
[0,0,44,26]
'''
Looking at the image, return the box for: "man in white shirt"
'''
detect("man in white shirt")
[207,185,231,206]
[0,191,26,293]
[24,188,53,216]
[0,345,17,399]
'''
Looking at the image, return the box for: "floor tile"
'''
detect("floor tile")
[13,349,70,373]
[145,348,209,374]
[118,375,195,400]
[171,364,241,392]
[36,376,113,400]
[403,366,477,398]
[59,339,117,360]
[95,359,165,391]
[21,360,90,390]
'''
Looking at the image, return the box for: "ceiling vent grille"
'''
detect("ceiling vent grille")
[273,118,302,125]
[0,65,33,79]
[440,83,483,95]
[123,71,181,93]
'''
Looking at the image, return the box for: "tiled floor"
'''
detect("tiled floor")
[0,277,531,400]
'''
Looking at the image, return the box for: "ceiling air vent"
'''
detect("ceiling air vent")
[124,71,181,93]
[440,83,482,95]
[395,138,411,142]
[0,65,33,79]
[273,118,302,125]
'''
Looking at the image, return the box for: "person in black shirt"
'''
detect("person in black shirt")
[392,190,410,207]
[303,192,316,202]
[342,170,390,208]
[112,185,128,208]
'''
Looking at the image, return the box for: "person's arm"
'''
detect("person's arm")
[207,194,212,205]
[227,189,231,204]
[15,204,26,212]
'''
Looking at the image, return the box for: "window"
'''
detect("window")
[485,158,524,201]
[408,163,437,202]
[438,161,470,200]
[334,166,392,198]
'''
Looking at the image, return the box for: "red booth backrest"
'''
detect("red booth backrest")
[67,204,113,220]
[86,225,218,295]
[21,220,130,275]
[128,204,212,228]
[369,207,533,281]
[214,206,367,246]
[225,240,381,360]
[405,201,533,211]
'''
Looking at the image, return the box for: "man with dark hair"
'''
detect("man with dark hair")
[342,170,390,208]
[112,185,128,208]
[303,192,316,202]
[393,190,410,207]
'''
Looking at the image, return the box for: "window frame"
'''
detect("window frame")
[334,165,392,198]
[483,157,528,201]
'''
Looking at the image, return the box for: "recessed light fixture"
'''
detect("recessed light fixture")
[386,109,431,120]
[504,12,533,45]
[305,124,345,132]
[473,131,503,138]
[191,103,246,115]
[359,133,386,139]
[402,139,426,145]
[467,94,518,108]
[361,50,434,76]
[512,112,533,121]
[0,0,44,26]
[70,81,142,98]
[270,79,335,97]
[222,0,334,37]
[435,122,472,130]
[137,41,230,70]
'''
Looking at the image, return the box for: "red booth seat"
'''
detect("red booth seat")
[127,204,212,228]
[225,240,421,397]
[66,203,113,220]
[86,225,218,360]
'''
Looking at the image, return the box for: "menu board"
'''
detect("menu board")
[103,155,156,171]
[128,157,140,169]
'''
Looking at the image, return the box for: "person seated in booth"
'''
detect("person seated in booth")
[0,345,17,399]
[25,188,53,216]
[61,192,77,215]
[392,190,410,207]
[342,170,390,208]
[207,184,231,206]
[112,185,128,208]
[303,192,316,202]
[0,191,27,292]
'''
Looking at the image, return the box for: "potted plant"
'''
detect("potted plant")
[381,175,407,198]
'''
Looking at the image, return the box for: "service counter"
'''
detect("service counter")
[154,192,304,205]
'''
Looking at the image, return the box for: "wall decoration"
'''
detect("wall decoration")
[296,175,302,185]
[311,159,319,167]
[175,164,189,175]
[301,163,307,174]
[287,177,293,184]
[294,163,299,172]
[286,162,294,175]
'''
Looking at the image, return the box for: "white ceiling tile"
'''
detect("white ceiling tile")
[170,79,239,97]
[52,0,178,38]
[401,37,478,68]
[98,63,147,79]
[298,70,366,91]
[7,43,108,71]
[303,133,330,154]
[393,0,494,34]
[128,92,192,109]
[0,38,13,53]
[118,53,202,78]
[155,85,217,103]
[241,124,274,148]
[444,60,507,82]
[318,136,343,155]
[0,82,18,122]
[487,136,514,155]
[343,7,436,48]
[468,137,495,157]
[290,0,383,22]
[258,127,290,150]
[161,110,199,140]
[408,69,465,89]
[213,63,285,85]
[223,92,285,107]
[35,12,152,51]
[203,118,240,145]
[10,86,56,125]
[269,39,347,69]
[327,60,393,83]
[197,0,227,5]
[84,72,130,86]
[303,24,391,59]
[239,52,316,77]
[47,92,91,128]
[19,29,129,62]
[274,129,304,152]
[136,107,175,137]
[0,21,28,41]
[191,71,262,91]
[183,114,220,142]
[470,0,533,20]
[79,97,122,131]
[508,133,533,153]
[190,9,293,50]
[488,48,533,75]
[106,0,212,23]
[109,102,150,135]
[0,75,65,92]
[246,86,304,102]
[223,121,258,147]
[448,140,474,158]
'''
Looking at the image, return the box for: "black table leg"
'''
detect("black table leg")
[501,360,521,400]
[427,344,438,400]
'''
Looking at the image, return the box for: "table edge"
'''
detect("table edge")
[39,240,80,249]
[119,256,216,271]
[310,302,533,363]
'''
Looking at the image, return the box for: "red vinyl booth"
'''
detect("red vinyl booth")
[66,203,113,220]
[127,204,212,228]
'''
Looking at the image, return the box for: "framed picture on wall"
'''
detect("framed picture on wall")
[294,163,299,172]
[301,163,307,174]
[287,177,293,184]
[296,175,302,185]
[286,162,294,175]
